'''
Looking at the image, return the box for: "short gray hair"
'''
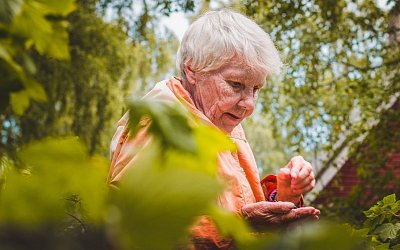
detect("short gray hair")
[176,9,283,79]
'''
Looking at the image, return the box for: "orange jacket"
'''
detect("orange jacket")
[108,77,272,248]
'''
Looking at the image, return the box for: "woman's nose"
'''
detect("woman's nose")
[238,92,255,111]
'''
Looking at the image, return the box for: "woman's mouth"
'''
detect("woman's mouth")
[226,113,240,120]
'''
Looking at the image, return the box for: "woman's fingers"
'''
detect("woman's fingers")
[242,201,295,217]
[242,202,320,229]
[288,156,305,179]
[283,207,320,220]
[291,171,315,191]
[277,156,316,202]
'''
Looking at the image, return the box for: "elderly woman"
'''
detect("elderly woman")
[109,9,319,249]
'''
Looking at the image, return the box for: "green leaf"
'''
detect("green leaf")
[382,194,396,206]
[110,103,235,249]
[17,137,108,222]
[392,243,400,250]
[373,223,400,241]
[0,42,24,74]
[111,140,223,249]
[10,89,30,115]
[10,0,74,59]
[352,228,370,238]
[0,0,23,23]
[393,201,400,214]
[208,206,257,247]
[34,0,76,16]
[271,221,365,250]
[9,79,47,115]
[129,100,196,153]
[0,137,108,225]
[165,124,235,176]
[21,53,36,74]
[373,243,390,250]
[25,79,47,102]
[42,19,70,59]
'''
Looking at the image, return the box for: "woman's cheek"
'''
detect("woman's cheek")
[204,99,220,118]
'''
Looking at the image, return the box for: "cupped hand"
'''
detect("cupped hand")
[241,201,320,230]
[277,156,315,204]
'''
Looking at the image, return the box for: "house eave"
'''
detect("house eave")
[305,93,399,203]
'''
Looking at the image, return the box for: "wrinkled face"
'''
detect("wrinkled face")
[190,62,266,133]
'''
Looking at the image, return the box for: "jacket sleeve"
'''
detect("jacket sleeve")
[108,115,151,186]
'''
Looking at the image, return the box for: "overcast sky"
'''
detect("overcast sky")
[161,12,189,42]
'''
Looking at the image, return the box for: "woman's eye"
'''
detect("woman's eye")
[228,81,242,89]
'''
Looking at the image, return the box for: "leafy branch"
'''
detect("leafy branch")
[0,0,76,115]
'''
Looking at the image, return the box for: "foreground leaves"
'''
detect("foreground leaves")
[0,99,392,249]
[129,101,196,153]
[362,194,400,247]
[111,100,237,249]
[0,137,108,225]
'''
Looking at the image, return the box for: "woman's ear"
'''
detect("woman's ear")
[183,63,196,85]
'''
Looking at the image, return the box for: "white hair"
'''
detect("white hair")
[176,9,283,79]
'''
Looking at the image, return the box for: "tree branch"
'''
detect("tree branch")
[66,212,87,233]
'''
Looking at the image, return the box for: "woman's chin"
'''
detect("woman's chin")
[216,118,241,134]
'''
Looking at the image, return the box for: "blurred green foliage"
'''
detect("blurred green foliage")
[0,137,108,225]
[0,0,187,156]
[0,0,399,249]
[110,100,231,248]
[2,98,391,250]
[129,101,196,153]
[0,0,76,115]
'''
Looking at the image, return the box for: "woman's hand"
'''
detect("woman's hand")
[241,201,320,230]
[277,156,315,204]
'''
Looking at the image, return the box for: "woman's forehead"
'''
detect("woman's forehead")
[217,62,267,84]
